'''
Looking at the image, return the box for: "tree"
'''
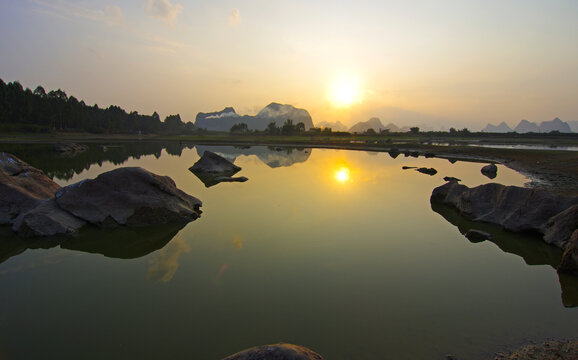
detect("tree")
[34,86,46,98]
[364,128,377,135]
[266,121,279,135]
[281,119,295,135]
[230,122,249,133]
[409,126,420,134]
[295,122,305,133]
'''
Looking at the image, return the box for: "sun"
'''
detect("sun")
[329,75,361,108]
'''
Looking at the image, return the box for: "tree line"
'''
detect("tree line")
[0,78,196,134]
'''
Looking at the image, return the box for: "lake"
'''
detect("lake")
[0,143,577,359]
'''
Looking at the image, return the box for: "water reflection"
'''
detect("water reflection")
[334,167,350,183]
[196,145,311,168]
[0,223,188,265]
[146,234,191,282]
[0,143,313,181]
[430,202,578,307]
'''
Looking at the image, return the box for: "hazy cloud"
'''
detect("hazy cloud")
[146,0,183,26]
[228,8,240,26]
[145,35,187,54]
[33,0,126,27]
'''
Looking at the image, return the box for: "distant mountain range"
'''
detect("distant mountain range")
[316,120,347,131]
[195,103,314,131]
[482,118,574,133]
[348,117,411,133]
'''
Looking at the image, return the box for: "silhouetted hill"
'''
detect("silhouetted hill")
[540,118,572,133]
[514,119,540,133]
[316,120,347,131]
[195,103,313,131]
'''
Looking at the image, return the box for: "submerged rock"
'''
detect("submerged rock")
[481,163,498,179]
[0,152,61,224]
[222,343,324,360]
[54,142,88,153]
[189,151,247,187]
[416,167,437,176]
[55,167,202,227]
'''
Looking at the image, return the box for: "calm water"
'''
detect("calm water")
[0,143,577,360]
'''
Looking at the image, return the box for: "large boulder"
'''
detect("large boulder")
[558,230,578,275]
[0,152,61,224]
[543,205,578,248]
[12,199,86,237]
[222,343,324,360]
[55,167,202,227]
[431,181,578,241]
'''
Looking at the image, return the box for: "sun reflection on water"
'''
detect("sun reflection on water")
[335,167,351,183]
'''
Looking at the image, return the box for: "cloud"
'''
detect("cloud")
[228,8,241,26]
[33,0,126,27]
[146,235,190,282]
[146,0,183,26]
[145,35,187,54]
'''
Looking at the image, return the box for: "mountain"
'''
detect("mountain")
[195,103,313,131]
[514,119,540,133]
[567,121,578,133]
[539,118,572,133]
[316,120,347,131]
[482,122,513,133]
[349,117,385,133]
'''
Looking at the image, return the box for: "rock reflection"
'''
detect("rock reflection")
[0,223,188,265]
[147,235,191,282]
[62,223,187,259]
[431,202,578,307]
[231,235,243,250]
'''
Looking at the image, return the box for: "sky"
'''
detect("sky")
[1,0,577,130]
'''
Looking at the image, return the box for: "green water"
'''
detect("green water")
[0,144,576,359]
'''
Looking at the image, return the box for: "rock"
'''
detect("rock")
[425,152,436,158]
[0,152,61,224]
[465,229,493,242]
[416,167,437,175]
[388,148,400,159]
[431,181,578,238]
[55,167,202,227]
[190,151,241,174]
[481,163,498,179]
[558,230,578,275]
[222,343,324,360]
[190,151,247,187]
[54,142,88,153]
[402,166,417,170]
[12,199,86,237]
[542,205,578,248]
[443,176,461,182]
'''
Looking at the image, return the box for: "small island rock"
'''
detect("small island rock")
[190,151,247,187]
[481,163,498,179]
[417,167,438,176]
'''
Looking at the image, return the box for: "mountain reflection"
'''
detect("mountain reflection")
[195,145,311,168]
[0,143,312,181]
[430,202,577,307]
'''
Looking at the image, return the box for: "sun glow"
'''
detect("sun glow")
[329,75,362,107]
[334,167,351,183]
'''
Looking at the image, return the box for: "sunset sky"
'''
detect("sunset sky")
[1,0,577,130]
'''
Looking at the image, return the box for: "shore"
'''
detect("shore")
[491,339,578,360]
